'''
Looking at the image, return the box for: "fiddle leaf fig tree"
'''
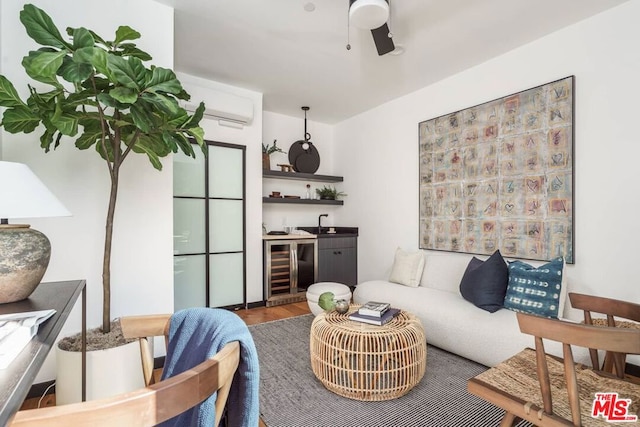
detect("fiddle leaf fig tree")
[0,4,206,334]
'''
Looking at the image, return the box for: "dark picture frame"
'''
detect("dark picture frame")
[418,76,575,264]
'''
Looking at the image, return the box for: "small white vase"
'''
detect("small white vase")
[55,340,146,404]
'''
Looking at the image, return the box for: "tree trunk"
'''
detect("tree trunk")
[102,164,119,333]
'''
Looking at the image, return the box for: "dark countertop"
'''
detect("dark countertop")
[297,226,358,237]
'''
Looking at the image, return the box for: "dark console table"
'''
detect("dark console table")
[0,280,86,425]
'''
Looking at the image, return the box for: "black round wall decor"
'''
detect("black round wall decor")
[289,106,320,174]
[289,141,320,173]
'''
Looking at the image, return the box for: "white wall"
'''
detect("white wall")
[177,73,264,304]
[336,0,640,309]
[262,111,344,233]
[1,0,174,381]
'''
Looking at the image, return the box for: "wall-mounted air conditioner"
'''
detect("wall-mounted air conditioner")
[180,90,254,127]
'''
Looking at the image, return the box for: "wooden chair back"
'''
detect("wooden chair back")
[569,292,640,376]
[517,312,640,425]
[469,311,640,426]
[11,314,240,427]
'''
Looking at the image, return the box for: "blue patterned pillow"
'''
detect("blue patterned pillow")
[503,257,564,318]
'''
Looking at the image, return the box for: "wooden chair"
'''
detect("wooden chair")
[11,314,240,427]
[468,311,640,426]
[569,292,640,378]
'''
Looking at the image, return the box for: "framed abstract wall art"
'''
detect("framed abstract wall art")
[418,76,574,263]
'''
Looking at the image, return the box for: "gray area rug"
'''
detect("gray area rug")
[249,314,531,427]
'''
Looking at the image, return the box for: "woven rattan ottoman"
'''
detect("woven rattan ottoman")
[310,305,427,401]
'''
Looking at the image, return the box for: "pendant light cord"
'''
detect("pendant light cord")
[346,4,351,50]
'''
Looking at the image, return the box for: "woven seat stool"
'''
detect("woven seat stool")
[309,305,426,401]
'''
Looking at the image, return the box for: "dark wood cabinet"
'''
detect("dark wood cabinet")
[317,236,357,286]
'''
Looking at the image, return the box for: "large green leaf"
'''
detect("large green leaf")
[95,134,115,163]
[114,26,141,45]
[167,108,190,127]
[1,107,41,133]
[160,131,178,153]
[182,102,205,129]
[51,105,79,136]
[132,135,165,170]
[70,27,94,50]
[87,29,107,46]
[81,48,112,80]
[75,121,103,150]
[59,57,93,83]
[64,91,98,111]
[0,75,26,108]
[164,131,195,157]
[107,55,146,89]
[81,76,111,92]
[110,87,138,104]
[97,92,128,110]
[186,126,205,147]
[129,57,147,88]
[145,68,182,94]
[74,47,96,66]
[23,50,66,79]
[20,5,70,50]
[39,127,55,151]
[26,87,58,114]
[141,92,179,116]
[38,122,62,152]
[29,87,60,104]
[129,102,154,132]
[174,89,191,101]
[118,44,152,61]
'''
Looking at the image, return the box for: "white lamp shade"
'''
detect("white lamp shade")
[0,161,71,220]
[349,0,389,30]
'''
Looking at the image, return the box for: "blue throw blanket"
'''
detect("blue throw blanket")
[159,308,260,427]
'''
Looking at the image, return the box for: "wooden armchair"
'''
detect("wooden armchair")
[11,314,240,427]
[468,311,640,426]
[569,292,640,378]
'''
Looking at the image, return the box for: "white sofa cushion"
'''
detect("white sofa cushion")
[353,279,587,367]
[419,253,474,291]
[389,248,425,288]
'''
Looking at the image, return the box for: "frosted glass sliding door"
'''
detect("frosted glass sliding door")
[173,141,246,310]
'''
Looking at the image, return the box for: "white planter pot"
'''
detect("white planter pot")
[56,340,145,405]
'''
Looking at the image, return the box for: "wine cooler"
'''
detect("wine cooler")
[263,237,317,307]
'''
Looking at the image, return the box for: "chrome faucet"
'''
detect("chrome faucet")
[318,214,328,234]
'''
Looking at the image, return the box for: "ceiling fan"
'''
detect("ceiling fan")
[348,0,395,56]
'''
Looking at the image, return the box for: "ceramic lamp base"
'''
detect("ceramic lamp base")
[0,224,50,303]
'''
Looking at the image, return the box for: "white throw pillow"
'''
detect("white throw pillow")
[389,248,425,288]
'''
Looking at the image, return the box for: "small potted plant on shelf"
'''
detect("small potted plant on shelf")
[262,139,286,170]
[316,185,347,200]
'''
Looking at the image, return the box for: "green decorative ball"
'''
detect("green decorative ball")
[318,291,336,311]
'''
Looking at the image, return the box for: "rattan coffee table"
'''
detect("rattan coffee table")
[310,305,426,401]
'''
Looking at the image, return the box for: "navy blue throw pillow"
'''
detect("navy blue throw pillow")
[459,250,509,313]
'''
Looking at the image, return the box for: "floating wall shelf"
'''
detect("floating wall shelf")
[262,197,344,206]
[263,170,343,183]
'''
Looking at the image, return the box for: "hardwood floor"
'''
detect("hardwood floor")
[20,301,311,423]
[236,301,310,325]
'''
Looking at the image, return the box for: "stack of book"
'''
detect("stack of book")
[348,301,400,326]
[0,309,56,369]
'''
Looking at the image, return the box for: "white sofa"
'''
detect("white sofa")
[353,252,583,368]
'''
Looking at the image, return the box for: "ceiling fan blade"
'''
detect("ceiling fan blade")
[371,23,394,56]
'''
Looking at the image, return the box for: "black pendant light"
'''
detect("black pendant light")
[288,106,320,174]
